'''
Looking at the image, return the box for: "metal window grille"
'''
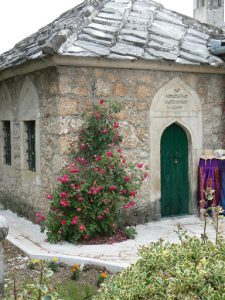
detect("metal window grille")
[3,121,11,165]
[25,121,36,172]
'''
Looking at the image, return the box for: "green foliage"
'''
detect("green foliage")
[38,99,145,243]
[56,282,96,300]
[124,226,137,239]
[94,232,225,300]
[97,273,108,287]
[4,260,59,300]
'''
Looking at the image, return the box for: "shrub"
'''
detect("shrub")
[94,232,225,300]
[38,100,146,243]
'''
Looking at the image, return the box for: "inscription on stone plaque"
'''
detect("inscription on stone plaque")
[165,88,189,110]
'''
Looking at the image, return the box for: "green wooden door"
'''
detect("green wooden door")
[160,123,189,217]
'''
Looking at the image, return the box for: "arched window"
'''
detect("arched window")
[19,77,40,173]
[0,84,13,166]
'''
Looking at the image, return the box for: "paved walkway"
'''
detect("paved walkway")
[0,210,224,272]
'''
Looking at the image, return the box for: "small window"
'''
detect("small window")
[2,121,11,165]
[197,0,200,8]
[25,121,36,172]
[218,0,222,7]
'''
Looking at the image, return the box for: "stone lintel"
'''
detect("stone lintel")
[0,55,225,83]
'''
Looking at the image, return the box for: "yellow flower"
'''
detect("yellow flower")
[52,257,58,262]
[101,272,107,278]
[74,263,79,269]
[31,259,40,264]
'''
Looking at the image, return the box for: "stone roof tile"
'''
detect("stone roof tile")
[0,0,224,71]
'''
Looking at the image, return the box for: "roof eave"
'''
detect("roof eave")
[0,54,225,82]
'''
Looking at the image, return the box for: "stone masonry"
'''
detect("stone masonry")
[0,216,8,299]
[0,65,224,224]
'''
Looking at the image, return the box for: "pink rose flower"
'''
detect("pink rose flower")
[61,220,67,225]
[60,191,67,198]
[124,200,136,209]
[71,216,79,225]
[109,185,117,191]
[124,176,130,182]
[130,191,136,197]
[106,151,113,157]
[47,194,52,200]
[60,199,69,207]
[58,174,70,183]
[121,189,127,195]
[94,155,102,162]
[117,148,122,153]
[97,215,104,220]
[77,207,81,212]
[113,122,119,128]
[137,163,143,168]
[102,128,109,134]
[78,197,83,202]
[84,234,89,240]
[79,224,86,231]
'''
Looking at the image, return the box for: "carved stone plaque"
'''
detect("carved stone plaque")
[153,80,199,114]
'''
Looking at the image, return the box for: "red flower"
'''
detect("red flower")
[60,199,69,207]
[70,168,80,174]
[70,183,75,189]
[40,215,46,221]
[60,192,67,198]
[61,220,67,225]
[97,215,104,220]
[124,200,136,209]
[117,148,122,153]
[94,111,102,119]
[71,216,79,225]
[77,207,81,212]
[84,234,89,240]
[99,99,104,104]
[113,122,119,128]
[81,143,86,150]
[102,128,109,134]
[47,194,52,200]
[99,169,105,174]
[121,189,127,195]
[137,163,143,168]
[106,151,113,157]
[94,155,102,162]
[130,191,136,197]
[78,197,83,202]
[58,174,70,183]
[109,185,117,191]
[124,176,130,182]
[79,224,86,231]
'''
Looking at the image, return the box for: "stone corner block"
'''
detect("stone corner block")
[0,216,9,241]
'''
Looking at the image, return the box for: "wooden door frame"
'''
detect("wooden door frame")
[150,78,203,218]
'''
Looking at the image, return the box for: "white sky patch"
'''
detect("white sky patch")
[0,0,193,55]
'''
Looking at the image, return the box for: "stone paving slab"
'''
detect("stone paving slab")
[0,210,224,273]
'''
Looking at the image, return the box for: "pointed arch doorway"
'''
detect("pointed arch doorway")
[161,123,189,217]
[150,78,203,219]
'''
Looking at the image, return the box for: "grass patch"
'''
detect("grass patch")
[56,281,96,300]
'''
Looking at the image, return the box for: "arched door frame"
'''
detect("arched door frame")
[150,78,203,217]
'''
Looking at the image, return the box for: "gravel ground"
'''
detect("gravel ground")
[3,240,109,297]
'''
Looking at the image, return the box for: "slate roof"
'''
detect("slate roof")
[0,0,224,71]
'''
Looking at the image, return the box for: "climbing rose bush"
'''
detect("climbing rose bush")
[39,99,146,243]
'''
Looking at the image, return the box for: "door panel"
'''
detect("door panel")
[161,123,189,217]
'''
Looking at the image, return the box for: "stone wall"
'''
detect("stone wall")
[0,216,8,298]
[0,65,224,223]
[0,67,63,220]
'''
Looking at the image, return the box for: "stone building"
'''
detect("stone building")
[194,0,224,27]
[0,0,225,223]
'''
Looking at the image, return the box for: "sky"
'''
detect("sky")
[0,0,194,55]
